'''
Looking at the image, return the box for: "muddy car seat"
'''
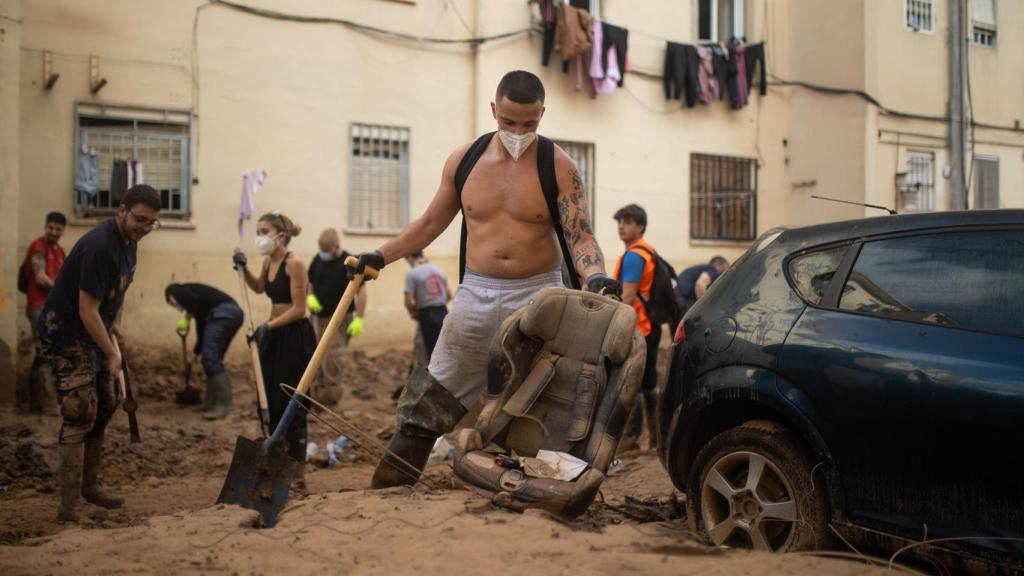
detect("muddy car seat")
[453,287,646,518]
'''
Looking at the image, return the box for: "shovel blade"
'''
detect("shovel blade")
[175,385,202,406]
[217,435,297,528]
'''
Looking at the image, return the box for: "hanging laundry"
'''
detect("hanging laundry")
[556,3,594,62]
[75,145,99,199]
[534,0,557,66]
[599,22,628,87]
[110,159,129,206]
[695,46,721,103]
[729,43,749,109]
[663,42,700,107]
[133,160,145,185]
[589,20,622,95]
[744,42,767,96]
[238,169,267,239]
[711,46,730,101]
[126,158,135,189]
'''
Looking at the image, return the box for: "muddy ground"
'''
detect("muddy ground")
[0,345,893,575]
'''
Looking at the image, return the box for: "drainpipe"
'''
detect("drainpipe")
[948,0,968,210]
[471,0,482,138]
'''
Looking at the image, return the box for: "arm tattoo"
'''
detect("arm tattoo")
[32,254,46,276]
[558,168,604,277]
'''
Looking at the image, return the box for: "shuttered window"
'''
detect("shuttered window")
[690,153,757,241]
[974,156,999,209]
[972,0,996,46]
[348,123,410,233]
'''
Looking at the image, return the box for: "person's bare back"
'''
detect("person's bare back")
[460,135,561,279]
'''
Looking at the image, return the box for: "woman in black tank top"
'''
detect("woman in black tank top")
[236,211,316,490]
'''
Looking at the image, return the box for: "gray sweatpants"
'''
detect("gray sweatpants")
[428,268,563,408]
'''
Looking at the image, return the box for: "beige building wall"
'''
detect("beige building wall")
[5,0,1023,402]
[1,0,22,403]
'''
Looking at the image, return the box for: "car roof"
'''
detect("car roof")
[774,209,1024,250]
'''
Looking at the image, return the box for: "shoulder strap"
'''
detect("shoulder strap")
[539,136,581,290]
[455,132,495,284]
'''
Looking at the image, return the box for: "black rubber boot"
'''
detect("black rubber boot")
[202,372,232,420]
[82,439,123,509]
[370,431,438,488]
[57,443,84,522]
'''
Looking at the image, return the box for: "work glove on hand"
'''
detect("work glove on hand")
[346,250,385,281]
[346,316,364,337]
[586,273,623,299]
[232,250,248,271]
[306,294,323,314]
[247,322,269,346]
[176,317,190,337]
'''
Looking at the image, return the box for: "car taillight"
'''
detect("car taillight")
[673,319,686,343]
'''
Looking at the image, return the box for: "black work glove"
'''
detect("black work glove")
[586,273,622,298]
[247,322,269,346]
[232,250,248,271]
[347,250,385,281]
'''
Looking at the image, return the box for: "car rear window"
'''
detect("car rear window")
[788,246,847,305]
[838,230,1024,336]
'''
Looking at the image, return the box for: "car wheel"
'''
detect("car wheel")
[686,419,829,553]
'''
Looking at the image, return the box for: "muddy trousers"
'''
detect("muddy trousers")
[19,309,58,414]
[625,326,662,444]
[371,364,467,488]
[42,343,119,445]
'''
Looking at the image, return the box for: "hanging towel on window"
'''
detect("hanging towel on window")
[589,20,621,95]
[695,46,721,103]
[75,146,99,199]
[664,42,700,106]
[110,159,129,206]
[743,42,767,96]
[238,169,267,239]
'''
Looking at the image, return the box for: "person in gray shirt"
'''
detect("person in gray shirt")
[404,251,452,360]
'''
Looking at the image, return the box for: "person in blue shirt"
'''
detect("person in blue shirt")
[677,256,730,310]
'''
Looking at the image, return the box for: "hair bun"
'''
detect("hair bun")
[290,224,302,237]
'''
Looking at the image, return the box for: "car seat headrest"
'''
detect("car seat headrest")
[519,288,636,364]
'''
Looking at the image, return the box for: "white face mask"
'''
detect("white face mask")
[255,234,277,255]
[498,130,537,161]
[318,250,335,261]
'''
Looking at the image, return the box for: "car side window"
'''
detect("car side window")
[788,246,847,305]
[839,230,1024,336]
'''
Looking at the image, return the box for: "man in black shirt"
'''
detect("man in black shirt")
[676,255,730,312]
[165,283,244,419]
[307,228,367,392]
[37,185,160,522]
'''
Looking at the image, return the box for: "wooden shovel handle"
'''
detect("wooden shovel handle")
[110,337,127,399]
[291,256,378,398]
[237,265,269,413]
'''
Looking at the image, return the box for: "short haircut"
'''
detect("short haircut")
[46,211,67,226]
[495,70,545,105]
[318,227,339,246]
[122,184,161,211]
[613,203,648,233]
[710,255,729,267]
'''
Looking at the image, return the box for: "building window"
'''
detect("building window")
[897,151,935,213]
[348,123,410,233]
[699,0,746,42]
[75,104,191,217]
[971,0,996,46]
[905,0,935,33]
[974,155,999,209]
[554,139,596,229]
[690,153,757,241]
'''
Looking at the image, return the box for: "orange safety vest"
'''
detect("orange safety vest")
[613,237,656,336]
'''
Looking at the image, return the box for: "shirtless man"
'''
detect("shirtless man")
[350,70,621,488]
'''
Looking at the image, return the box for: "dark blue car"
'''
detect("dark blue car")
[658,210,1024,573]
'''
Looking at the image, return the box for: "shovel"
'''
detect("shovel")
[175,330,202,406]
[217,255,378,527]
[111,337,141,443]
[236,262,270,437]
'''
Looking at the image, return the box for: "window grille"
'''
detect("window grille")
[690,153,757,241]
[899,151,935,213]
[348,123,410,233]
[553,139,596,229]
[699,0,746,42]
[906,0,935,33]
[974,156,999,209]
[75,104,191,216]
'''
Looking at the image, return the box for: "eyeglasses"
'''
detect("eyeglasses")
[129,210,160,229]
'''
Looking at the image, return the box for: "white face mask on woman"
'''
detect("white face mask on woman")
[255,233,278,255]
[498,130,537,161]
[318,250,335,261]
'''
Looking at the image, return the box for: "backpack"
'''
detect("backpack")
[454,132,581,290]
[17,253,30,294]
[631,245,684,328]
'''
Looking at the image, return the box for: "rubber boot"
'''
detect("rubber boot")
[617,398,643,454]
[371,430,438,489]
[81,439,124,509]
[202,372,233,420]
[642,392,659,452]
[291,462,307,494]
[57,443,84,522]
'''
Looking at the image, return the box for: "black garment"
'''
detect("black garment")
[677,264,719,303]
[199,302,243,376]
[744,42,767,96]
[258,319,316,463]
[569,0,589,9]
[712,47,729,101]
[641,325,662,394]
[166,283,237,354]
[601,22,629,87]
[726,39,744,108]
[38,218,136,349]
[263,254,293,304]
[110,160,128,206]
[308,252,355,318]
[417,305,448,361]
[664,42,700,107]
[542,21,557,66]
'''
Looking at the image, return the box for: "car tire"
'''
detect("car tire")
[686,419,829,553]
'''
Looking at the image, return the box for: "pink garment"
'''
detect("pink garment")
[696,46,720,103]
[238,169,267,239]
[733,45,749,109]
[589,20,621,95]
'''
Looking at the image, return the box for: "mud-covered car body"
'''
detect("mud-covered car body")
[658,210,1024,571]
